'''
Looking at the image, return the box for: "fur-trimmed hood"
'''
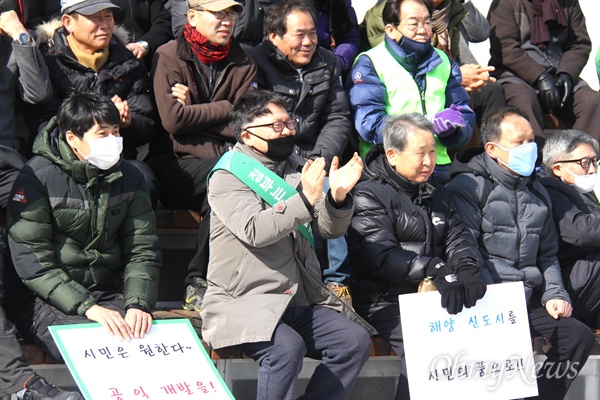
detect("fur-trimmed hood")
[35,18,130,47]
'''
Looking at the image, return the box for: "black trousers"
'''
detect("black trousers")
[501,80,600,140]
[562,256,600,329]
[528,304,595,400]
[0,306,33,396]
[354,298,595,400]
[153,157,219,285]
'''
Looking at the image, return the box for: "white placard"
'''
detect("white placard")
[49,319,234,400]
[399,281,538,400]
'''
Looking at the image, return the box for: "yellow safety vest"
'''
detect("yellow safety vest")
[359,42,452,165]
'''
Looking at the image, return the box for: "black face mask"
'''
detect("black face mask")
[248,133,296,162]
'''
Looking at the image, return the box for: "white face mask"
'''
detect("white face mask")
[559,165,597,193]
[84,135,123,170]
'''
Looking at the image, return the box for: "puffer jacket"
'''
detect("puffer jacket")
[363,0,489,65]
[538,167,600,269]
[26,20,155,160]
[347,145,483,305]
[247,40,352,168]
[446,148,569,305]
[347,35,474,151]
[7,117,160,316]
[200,143,375,349]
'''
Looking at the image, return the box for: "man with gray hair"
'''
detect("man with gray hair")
[347,112,486,399]
[538,130,600,329]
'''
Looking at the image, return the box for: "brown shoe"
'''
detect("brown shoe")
[327,282,353,310]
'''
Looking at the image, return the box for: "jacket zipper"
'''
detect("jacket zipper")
[513,187,521,267]
[420,90,427,115]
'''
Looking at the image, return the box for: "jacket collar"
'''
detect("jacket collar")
[234,142,304,178]
[260,39,326,74]
[450,147,532,190]
[383,34,439,74]
[47,26,137,72]
[176,30,249,66]
[363,144,435,201]
[33,117,122,186]
[483,151,531,190]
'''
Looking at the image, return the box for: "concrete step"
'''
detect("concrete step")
[17,355,599,400]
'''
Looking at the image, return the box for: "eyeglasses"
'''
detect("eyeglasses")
[195,7,239,20]
[245,120,297,133]
[398,18,432,32]
[556,156,599,169]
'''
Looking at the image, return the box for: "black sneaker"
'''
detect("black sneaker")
[182,277,208,312]
[23,375,83,400]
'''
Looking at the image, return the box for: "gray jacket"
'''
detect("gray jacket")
[446,149,570,306]
[200,143,375,349]
[0,35,51,150]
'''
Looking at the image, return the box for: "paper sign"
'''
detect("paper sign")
[399,281,538,400]
[49,319,234,400]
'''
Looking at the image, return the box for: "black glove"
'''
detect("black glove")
[456,265,487,308]
[426,257,463,314]
[556,72,573,108]
[535,71,561,113]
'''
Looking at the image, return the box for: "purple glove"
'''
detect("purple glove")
[432,104,466,137]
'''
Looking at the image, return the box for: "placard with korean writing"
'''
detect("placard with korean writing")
[398,281,537,400]
[49,319,234,400]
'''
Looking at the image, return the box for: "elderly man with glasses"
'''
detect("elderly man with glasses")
[200,90,374,400]
[538,130,600,330]
[348,0,474,184]
[151,0,256,312]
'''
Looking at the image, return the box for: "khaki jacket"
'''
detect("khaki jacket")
[200,144,375,349]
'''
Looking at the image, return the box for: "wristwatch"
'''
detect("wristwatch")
[14,32,32,45]
[138,41,149,50]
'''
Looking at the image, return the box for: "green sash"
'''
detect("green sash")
[208,151,314,248]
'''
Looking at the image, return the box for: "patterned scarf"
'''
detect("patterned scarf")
[530,0,567,49]
[183,23,231,64]
[431,0,453,57]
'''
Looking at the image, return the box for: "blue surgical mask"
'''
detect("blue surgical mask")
[492,142,538,177]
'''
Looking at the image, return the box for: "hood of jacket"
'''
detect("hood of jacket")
[383,34,440,76]
[258,39,329,75]
[33,117,122,186]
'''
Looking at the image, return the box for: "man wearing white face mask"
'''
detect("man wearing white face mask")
[538,130,600,330]
[446,107,595,400]
[5,91,160,362]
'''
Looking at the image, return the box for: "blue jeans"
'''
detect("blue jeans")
[240,306,371,400]
[320,177,351,284]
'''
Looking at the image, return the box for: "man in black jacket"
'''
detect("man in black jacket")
[539,129,600,329]
[247,0,353,300]
[446,107,595,400]
[24,0,158,205]
[347,113,487,400]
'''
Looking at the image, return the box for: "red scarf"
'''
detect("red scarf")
[183,23,231,64]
